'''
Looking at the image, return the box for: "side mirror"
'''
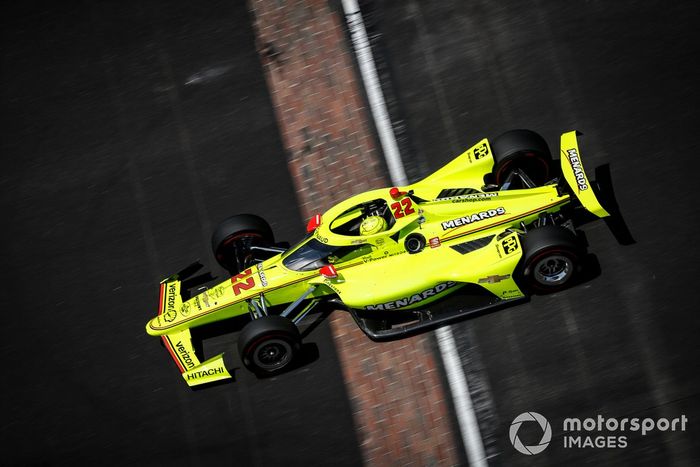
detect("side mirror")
[306,214,322,232]
[319,264,338,279]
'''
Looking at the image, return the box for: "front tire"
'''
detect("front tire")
[491,129,553,187]
[519,225,582,293]
[211,214,274,274]
[237,315,301,376]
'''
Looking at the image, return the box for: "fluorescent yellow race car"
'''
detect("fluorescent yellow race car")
[146,130,610,387]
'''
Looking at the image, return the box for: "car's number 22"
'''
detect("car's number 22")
[391,198,415,219]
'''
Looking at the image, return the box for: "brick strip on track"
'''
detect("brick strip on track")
[249,1,459,464]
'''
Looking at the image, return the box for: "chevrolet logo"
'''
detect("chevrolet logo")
[478,274,511,284]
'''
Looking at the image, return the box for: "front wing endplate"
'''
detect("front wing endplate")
[161,328,231,387]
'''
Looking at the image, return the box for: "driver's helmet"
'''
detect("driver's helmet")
[359,215,387,235]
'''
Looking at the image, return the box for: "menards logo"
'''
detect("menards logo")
[365,282,458,310]
[441,207,506,230]
[566,148,588,191]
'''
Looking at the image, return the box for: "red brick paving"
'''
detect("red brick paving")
[249,1,459,464]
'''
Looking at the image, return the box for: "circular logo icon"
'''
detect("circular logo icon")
[509,412,552,455]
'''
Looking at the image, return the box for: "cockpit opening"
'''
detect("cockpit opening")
[329,198,395,236]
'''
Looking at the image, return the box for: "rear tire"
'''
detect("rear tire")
[211,214,274,275]
[491,129,553,187]
[519,225,582,293]
[238,315,301,376]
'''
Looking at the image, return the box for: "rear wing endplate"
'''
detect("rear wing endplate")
[560,131,610,218]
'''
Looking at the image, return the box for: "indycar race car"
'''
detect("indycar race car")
[146,129,610,387]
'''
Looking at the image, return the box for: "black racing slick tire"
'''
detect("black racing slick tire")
[211,214,274,275]
[520,225,583,293]
[238,315,301,376]
[491,129,553,187]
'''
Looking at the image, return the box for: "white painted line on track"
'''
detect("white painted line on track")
[340,2,488,465]
[341,0,408,186]
[436,327,488,467]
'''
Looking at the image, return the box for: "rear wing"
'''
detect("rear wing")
[560,131,610,218]
[153,269,232,387]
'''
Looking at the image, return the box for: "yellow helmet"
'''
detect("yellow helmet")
[359,215,387,235]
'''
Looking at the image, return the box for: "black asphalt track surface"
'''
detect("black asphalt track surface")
[368,0,700,465]
[1,2,361,465]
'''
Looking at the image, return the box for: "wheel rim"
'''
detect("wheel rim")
[533,254,573,285]
[252,338,293,371]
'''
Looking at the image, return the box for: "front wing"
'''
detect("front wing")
[157,279,232,387]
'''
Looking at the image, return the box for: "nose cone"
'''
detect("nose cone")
[146,316,163,336]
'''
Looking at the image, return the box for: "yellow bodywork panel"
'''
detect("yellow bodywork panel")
[410,138,494,199]
[473,232,526,300]
[332,230,526,310]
